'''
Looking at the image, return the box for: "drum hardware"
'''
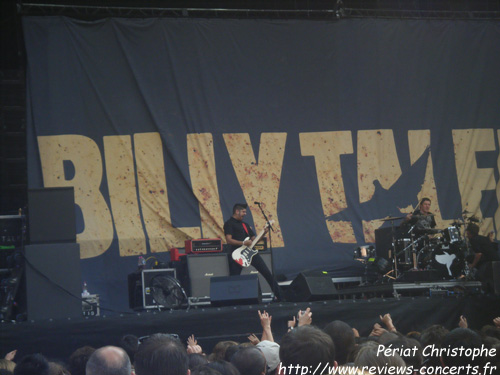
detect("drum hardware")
[376,216,406,280]
[353,245,392,284]
[380,216,406,222]
[395,238,412,265]
[419,228,440,235]
[444,227,460,244]
[407,224,420,270]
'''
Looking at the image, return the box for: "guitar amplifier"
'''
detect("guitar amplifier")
[185,238,223,254]
[254,237,267,251]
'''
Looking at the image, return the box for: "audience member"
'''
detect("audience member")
[323,320,355,365]
[188,353,209,370]
[209,341,239,362]
[134,333,188,375]
[255,341,280,374]
[440,328,484,369]
[68,346,96,375]
[48,362,70,375]
[119,335,139,364]
[14,354,49,375]
[258,311,273,343]
[206,360,240,375]
[190,366,221,375]
[230,347,266,375]
[384,336,423,369]
[354,345,406,374]
[86,346,131,375]
[279,325,336,372]
[224,345,243,363]
[419,325,449,349]
[0,360,16,374]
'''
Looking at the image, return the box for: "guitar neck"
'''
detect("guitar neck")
[249,220,273,248]
[250,229,266,248]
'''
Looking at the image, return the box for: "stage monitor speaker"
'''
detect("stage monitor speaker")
[187,254,229,298]
[492,261,500,295]
[28,187,76,244]
[241,251,273,294]
[210,275,261,306]
[290,271,337,302]
[25,243,82,320]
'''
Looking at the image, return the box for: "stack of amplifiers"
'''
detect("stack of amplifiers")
[185,238,223,254]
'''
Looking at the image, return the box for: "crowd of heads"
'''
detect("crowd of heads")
[2,311,500,375]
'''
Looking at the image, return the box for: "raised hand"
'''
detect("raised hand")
[379,313,396,332]
[186,334,202,354]
[298,307,312,327]
[248,334,260,345]
[370,323,388,337]
[458,315,468,329]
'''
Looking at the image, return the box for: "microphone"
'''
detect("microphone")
[254,201,261,205]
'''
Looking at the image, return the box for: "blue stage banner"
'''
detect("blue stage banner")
[24,17,500,310]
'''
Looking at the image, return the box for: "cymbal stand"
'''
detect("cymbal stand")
[408,224,419,270]
[389,218,400,279]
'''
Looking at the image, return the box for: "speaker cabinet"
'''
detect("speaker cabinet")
[240,251,273,294]
[187,254,229,298]
[28,187,76,244]
[375,227,392,260]
[25,243,82,320]
[290,271,337,302]
[210,275,261,306]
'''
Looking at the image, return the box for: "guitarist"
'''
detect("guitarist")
[223,203,283,301]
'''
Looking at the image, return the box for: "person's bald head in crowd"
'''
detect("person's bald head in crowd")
[86,346,131,375]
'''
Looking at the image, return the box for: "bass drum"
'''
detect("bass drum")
[430,244,465,279]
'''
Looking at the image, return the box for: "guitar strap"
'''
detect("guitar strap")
[241,223,249,235]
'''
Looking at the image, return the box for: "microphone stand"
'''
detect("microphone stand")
[255,202,278,299]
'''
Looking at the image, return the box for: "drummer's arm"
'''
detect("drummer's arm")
[469,253,482,269]
[431,217,437,228]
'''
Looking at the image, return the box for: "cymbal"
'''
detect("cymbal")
[380,216,405,221]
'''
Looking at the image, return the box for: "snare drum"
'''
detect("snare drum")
[444,226,461,244]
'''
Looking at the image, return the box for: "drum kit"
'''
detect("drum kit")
[380,210,480,280]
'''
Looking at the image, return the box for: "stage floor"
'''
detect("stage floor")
[1,289,499,362]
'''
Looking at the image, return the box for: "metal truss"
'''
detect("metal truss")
[17,1,500,20]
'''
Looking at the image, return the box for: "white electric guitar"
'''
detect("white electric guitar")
[232,220,274,267]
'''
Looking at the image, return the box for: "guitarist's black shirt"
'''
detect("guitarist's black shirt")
[224,217,256,252]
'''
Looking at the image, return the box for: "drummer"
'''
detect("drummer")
[402,197,437,235]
